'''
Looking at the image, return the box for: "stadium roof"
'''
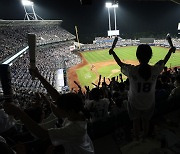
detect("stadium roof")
[0,20,63,27]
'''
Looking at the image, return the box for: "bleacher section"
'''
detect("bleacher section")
[80,37,180,51]
[10,41,81,94]
[0,20,81,94]
[0,20,75,63]
[0,21,180,154]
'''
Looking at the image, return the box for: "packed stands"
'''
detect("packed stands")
[1,21,180,153]
[80,36,180,51]
[0,20,75,62]
[10,41,81,94]
[0,20,81,102]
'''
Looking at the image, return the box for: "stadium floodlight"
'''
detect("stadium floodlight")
[21,0,33,6]
[106,2,118,8]
[106,2,112,8]
[21,0,43,20]
[105,2,119,33]
[112,4,118,8]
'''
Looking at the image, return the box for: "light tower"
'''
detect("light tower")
[105,2,119,37]
[21,0,43,20]
[106,2,112,31]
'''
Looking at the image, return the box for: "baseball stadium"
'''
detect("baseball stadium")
[0,0,180,154]
[69,44,180,90]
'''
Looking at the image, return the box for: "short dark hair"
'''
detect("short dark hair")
[56,93,83,113]
[136,44,152,64]
[136,44,152,80]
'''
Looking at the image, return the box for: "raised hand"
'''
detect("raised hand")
[169,46,176,53]
[109,49,114,55]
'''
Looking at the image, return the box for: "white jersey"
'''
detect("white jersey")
[85,98,110,122]
[121,61,164,110]
[48,118,94,154]
[0,109,16,134]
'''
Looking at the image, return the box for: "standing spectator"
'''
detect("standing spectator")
[109,44,176,141]
[168,74,180,106]
[3,68,94,154]
[85,88,110,122]
[0,106,17,146]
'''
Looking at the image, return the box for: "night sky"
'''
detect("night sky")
[0,0,180,42]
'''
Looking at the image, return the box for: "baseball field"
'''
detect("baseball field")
[67,46,180,90]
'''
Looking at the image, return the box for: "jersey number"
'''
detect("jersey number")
[137,82,151,93]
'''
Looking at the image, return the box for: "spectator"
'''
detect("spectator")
[3,67,94,154]
[109,44,176,141]
[0,136,15,154]
[168,74,180,106]
[85,88,110,122]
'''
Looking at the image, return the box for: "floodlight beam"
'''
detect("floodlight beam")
[112,4,118,8]
[107,8,111,31]
[31,5,38,20]
[114,7,117,30]
[23,6,30,20]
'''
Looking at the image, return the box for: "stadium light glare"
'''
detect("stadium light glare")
[105,2,119,35]
[106,2,112,8]
[112,4,118,8]
[21,0,43,20]
[106,2,112,31]
[21,0,33,6]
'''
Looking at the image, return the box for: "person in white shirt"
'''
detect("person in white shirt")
[3,68,94,154]
[85,88,110,122]
[0,108,16,134]
[109,44,176,140]
[0,136,15,154]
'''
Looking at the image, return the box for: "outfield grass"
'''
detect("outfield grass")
[97,64,120,78]
[76,46,180,88]
[82,46,180,66]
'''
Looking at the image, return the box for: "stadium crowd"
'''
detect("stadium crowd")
[10,41,81,95]
[80,37,180,51]
[1,51,180,153]
[0,22,180,153]
[0,20,75,62]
